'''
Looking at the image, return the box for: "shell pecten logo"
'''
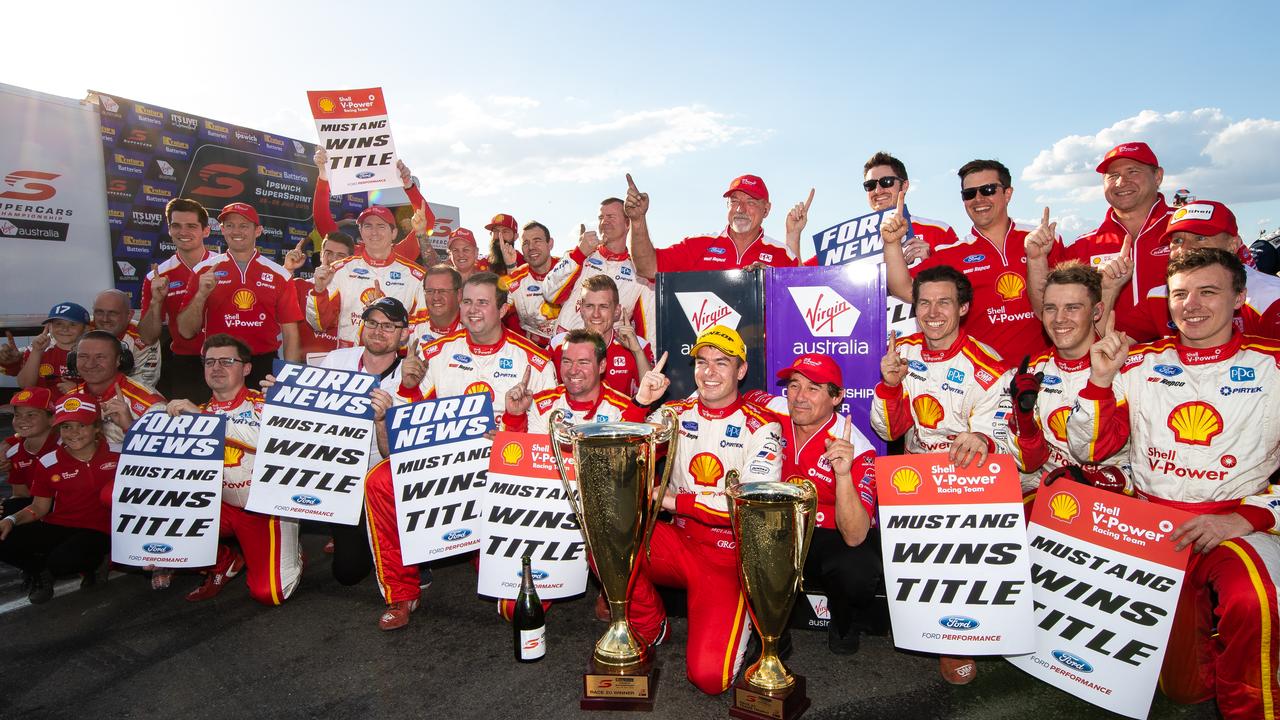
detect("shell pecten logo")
[1048,492,1080,523]
[996,272,1026,301]
[1167,401,1223,446]
[232,289,256,311]
[912,394,944,429]
[359,286,384,305]
[61,398,82,412]
[13,390,31,403]
[890,466,922,494]
[224,445,244,467]
[317,97,337,113]
[465,381,493,400]
[501,442,523,466]
[1047,406,1071,442]
[688,452,724,487]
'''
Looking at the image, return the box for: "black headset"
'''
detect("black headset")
[66,332,135,378]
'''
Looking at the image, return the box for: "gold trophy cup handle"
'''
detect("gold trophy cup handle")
[643,406,679,563]
[548,409,585,523]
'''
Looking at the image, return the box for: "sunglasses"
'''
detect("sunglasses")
[862,176,901,192]
[961,183,1005,201]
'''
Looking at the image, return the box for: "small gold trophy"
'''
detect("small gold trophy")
[728,480,816,720]
[550,409,678,711]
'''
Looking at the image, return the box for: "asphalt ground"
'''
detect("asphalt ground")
[1,531,1221,720]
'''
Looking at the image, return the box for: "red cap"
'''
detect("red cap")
[448,227,478,248]
[357,205,397,228]
[484,213,518,233]
[9,387,53,412]
[1163,200,1239,241]
[776,353,843,387]
[1096,142,1160,173]
[218,202,260,226]
[53,393,100,426]
[723,174,769,202]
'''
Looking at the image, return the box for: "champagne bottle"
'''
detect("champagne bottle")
[513,555,546,662]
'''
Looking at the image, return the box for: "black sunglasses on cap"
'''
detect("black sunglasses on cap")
[961,183,1005,201]
[862,176,901,192]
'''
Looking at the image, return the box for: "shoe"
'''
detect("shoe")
[651,619,669,647]
[940,656,977,685]
[151,569,173,590]
[323,538,335,554]
[379,599,420,631]
[594,591,610,622]
[20,571,33,593]
[827,624,861,655]
[28,569,54,604]
[419,566,433,590]
[185,551,245,602]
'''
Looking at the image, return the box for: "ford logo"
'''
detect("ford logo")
[519,569,549,581]
[938,615,980,630]
[356,171,375,179]
[963,254,986,263]
[1153,365,1182,377]
[708,247,727,255]
[442,528,472,542]
[1052,650,1093,673]
[453,354,473,363]
[1041,375,1062,386]
[682,421,699,431]
[292,494,322,506]
[908,359,928,372]
[142,543,173,554]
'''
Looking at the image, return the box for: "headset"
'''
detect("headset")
[66,331,135,378]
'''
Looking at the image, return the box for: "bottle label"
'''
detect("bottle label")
[519,626,546,660]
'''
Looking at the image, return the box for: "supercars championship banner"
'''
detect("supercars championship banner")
[765,264,886,454]
[811,205,921,336]
[387,393,494,565]
[1006,477,1193,719]
[875,453,1035,655]
[111,411,226,568]
[654,269,767,401]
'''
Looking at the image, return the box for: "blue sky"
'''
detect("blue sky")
[10,1,1280,252]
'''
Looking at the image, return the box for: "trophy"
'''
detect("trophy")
[550,408,678,711]
[727,480,817,720]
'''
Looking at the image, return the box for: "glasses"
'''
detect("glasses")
[862,176,901,192]
[726,197,765,210]
[961,183,1005,201]
[364,320,406,332]
[424,288,456,296]
[201,357,245,368]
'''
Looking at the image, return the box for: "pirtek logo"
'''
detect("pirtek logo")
[190,164,248,198]
[0,170,59,201]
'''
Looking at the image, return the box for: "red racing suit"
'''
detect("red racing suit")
[201,386,303,605]
[657,227,796,273]
[548,329,653,397]
[73,374,166,452]
[190,251,303,355]
[543,245,655,343]
[305,249,428,347]
[4,433,59,493]
[499,383,634,433]
[625,396,783,695]
[291,276,341,361]
[412,330,557,415]
[1067,333,1280,719]
[312,178,433,265]
[141,249,214,356]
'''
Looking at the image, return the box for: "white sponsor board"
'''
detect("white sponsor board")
[307,87,400,195]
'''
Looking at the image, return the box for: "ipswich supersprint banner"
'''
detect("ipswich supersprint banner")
[307,87,400,196]
[387,393,494,564]
[810,205,921,336]
[478,432,588,600]
[1006,477,1193,719]
[765,264,886,454]
[111,411,225,568]
[90,90,371,305]
[246,361,376,525]
[875,452,1035,655]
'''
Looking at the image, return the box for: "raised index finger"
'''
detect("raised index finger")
[895,190,905,216]
[625,173,638,192]
[803,187,815,211]
[1102,309,1117,337]
[1041,207,1051,227]
[653,351,668,373]
[295,237,308,253]
[5,331,15,348]
[842,420,851,442]
[887,329,898,353]
[1120,233,1134,258]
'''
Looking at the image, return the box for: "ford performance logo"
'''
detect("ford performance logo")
[356,171,375,179]
[453,354,473,364]
[1041,375,1062,386]
[442,528,472,542]
[938,615,979,630]
[682,421,699,431]
[908,360,928,372]
[142,543,173,554]
[1052,650,1093,673]
[963,254,986,263]
[292,494,322,506]
[1153,365,1182,377]
[708,247,727,255]
[519,569,549,581]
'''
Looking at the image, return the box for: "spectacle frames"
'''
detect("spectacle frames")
[862,176,901,192]
[364,320,406,332]
[201,357,245,368]
[961,183,1005,201]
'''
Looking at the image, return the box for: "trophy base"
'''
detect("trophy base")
[581,657,661,711]
[730,674,810,720]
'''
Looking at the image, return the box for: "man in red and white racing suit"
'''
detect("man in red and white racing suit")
[1067,248,1280,719]
[501,221,560,347]
[626,325,783,695]
[165,334,302,605]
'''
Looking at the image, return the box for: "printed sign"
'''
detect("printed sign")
[810,205,922,335]
[307,87,400,195]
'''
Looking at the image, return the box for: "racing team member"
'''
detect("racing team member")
[1067,248,1280,719]
[179,202,303,384]
[626,325,783,695]
[446,228,484,281]
[311,148,434,265]
[1,387,57,519]
[139,197,215,402]
[165,334,303,605]
[69,330,167,452]
[91,289,161,388]
[1,302,89,393]
[883,160,1060,362]
[548,275,652,396]
[871,265,1009,685]
[283,231,355,363]
[501,221,560,347]
[629,174,799,276]
[1032,141,1173,342]
[1004,262,1129,499]
[482,212,525,277]
[0,393,116,605]
[544,192,654,342]
[411,265,464,346]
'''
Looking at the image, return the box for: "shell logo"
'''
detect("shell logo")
[232,289,256,311]
[50,473,62,484]
[61,398,82,412]
[359,286,384,305]
[465,381,494,400]
[494,214,506,224]
[317,97,337,113]
[1172,207,1188,222]
[539,301,561,320]
[688,452,724,487]
[1167,401,1223,446]
[890,466,922,494]
[224,445,244,467]
[13,390,31,403]
[995,272,1026,301]
[39,363,54,378]
[501,442,523,466]
[1047,406,1071,442]
[1048,492,1080,523]
[912,394,944,429]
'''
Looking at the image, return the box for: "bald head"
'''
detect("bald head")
[93,289,133,337]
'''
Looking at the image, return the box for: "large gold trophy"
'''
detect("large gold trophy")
[550,408,678,711]
[727,480,817,720]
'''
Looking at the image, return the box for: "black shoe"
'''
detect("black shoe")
[28,569,54,604]
[828,624,861,655]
